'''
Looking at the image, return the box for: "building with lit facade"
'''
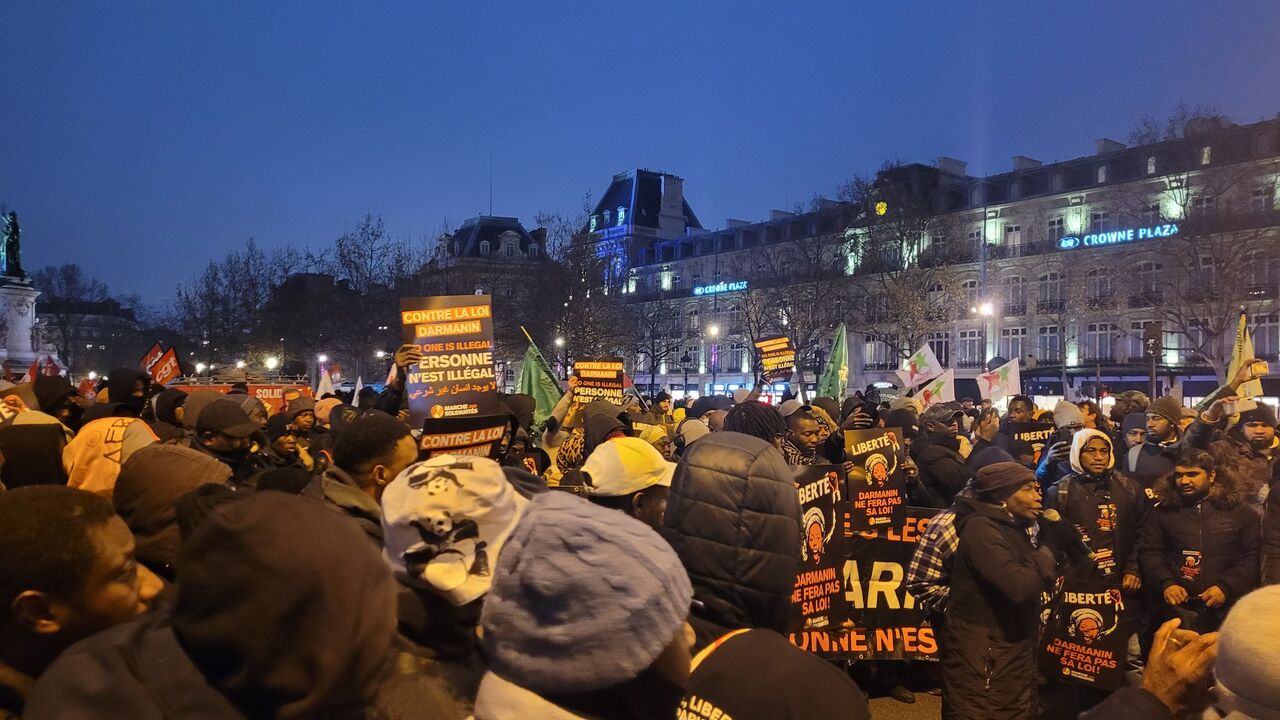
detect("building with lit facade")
[607,116,1280,402]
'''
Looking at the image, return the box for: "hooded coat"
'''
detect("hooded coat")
[661,432,867,720]
[112,444,232,580]
[1046,429,1150,581]
[22,492,464,720]
[107,367,151,415]
[1185,414,1277,503]
[943,495,1057,720]
[911,430,970,505]
[0,422,69,488]
[1139,468,1260,628]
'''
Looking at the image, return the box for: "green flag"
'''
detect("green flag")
[816,323,849,401]
[517,340,563,427]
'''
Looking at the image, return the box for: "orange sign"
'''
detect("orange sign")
[169,384,313,414]
[150,349,182,386]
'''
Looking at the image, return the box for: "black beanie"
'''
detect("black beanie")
[1237,402,1278,429]
[973,461,1035,501]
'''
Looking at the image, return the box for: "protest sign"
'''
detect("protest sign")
[1002,421,1057,464]
[791,465,849,631]
[1040,577,1128,691]
[140,343,163,375]
[791,507,941,661]
[572,358,625,405]
[400,295,499,428]
[755,335,796,382]
[150,348,182,386]
[170,384,312,413]
[843,428,907,531]
[418,414,509,459]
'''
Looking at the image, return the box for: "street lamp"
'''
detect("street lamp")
[235,360,246,370]
[707,326,721,391]
[195,362,208,374]
[264,356,280,371]
[87,371,98,381]
[317,354,329,364]
[375,350,387,360]
[681,351,692,397]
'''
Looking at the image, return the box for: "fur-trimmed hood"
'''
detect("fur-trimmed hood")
[1152,465,1248,510]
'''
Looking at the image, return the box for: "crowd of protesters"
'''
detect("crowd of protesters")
[0,346,1277,720]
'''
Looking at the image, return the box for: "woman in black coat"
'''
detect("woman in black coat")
[943,462,1059,720]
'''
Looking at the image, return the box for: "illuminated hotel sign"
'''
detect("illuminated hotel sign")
[1057,223,1179,250]
[693,280,747,296]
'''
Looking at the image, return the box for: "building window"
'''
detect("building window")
[958,330,985,367]
[1142,203,1161,224]
[1252,184,1275,213]
[503,244,515,257]
[1090,211,1111,232]
[616,206,627,226]
[963,279,980,307]
[927,332,950,367]
[528,244,539,258]
[1191,194,1216,215]
[1038,325,1061,362]
[863,338,896,369]
[1200,146,1212,165]
[1004,224,1022,250]
[1096,165,1108,183]
[999,326,1027,360]
[1136,261,1163,296]
[478,240,490,256]
[1198,255,1216,286]
[1039,272,1062,308]
[603,210,612,225]
[1051,173,1065,192]
[1002,275,1026,312]
[1253,313,1279,360]
[1147,156,1157,175]
[1088,268,1113,300]
[1083,323,1117,361]
[1047,217,1064,240]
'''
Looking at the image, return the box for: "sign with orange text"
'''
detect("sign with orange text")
[791,465,849,631]
[400,295,499,428]
[169,384,312,414]
[844,428,908,531]
[791,507,941,661]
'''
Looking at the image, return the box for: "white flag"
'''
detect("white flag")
[977,358,1021,402]
[897,343,944,389]
[918,369,956,409]
[354,376,365,398]
[316,365,336,398]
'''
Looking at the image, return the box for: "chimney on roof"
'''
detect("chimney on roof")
[1012,156,1042,171]
[1095,138,1126,155]
[657,173,686,240]
[937,157,968,177]
[726,219,750,228]
[769,209,796,220]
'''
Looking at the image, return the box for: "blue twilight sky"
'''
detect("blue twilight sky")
[2,1,1279,306]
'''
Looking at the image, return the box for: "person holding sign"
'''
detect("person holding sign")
[943,462,1058,720]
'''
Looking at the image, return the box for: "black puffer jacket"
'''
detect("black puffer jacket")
[943,496,1056,720]
[1139,473,1260,604]
[660,431,801,650]
[910,430,970,505]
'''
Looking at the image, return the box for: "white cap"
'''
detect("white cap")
[732,388,751,404]
[778,399,810,418]
[581,437,676,497]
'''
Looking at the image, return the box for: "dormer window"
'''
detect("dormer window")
[1096,165,1108,183]
[479,240,490,256]
[528,244,538,258]
[617,206,627,226]
[1200,146,1212,165]
[1147,156,1157,175]
[603,210,612,225]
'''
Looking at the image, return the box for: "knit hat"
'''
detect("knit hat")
[652,391,671,405]
[314,397,342,425]
[381,455,528,605]
[265,414,294,441]
[287,397,317,420]
[1121,412,1146,436]
[1147,396,1184,425]
[1215,585,1280,719]
[1069,428,1114,475]
[636,423,669,448]
[1052,400,1085,430]
[582,436,676,497]
[481,491,693,695]
[972,461,1036,500]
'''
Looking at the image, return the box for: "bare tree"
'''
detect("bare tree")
[631,292,687,394]
[32,263,111,370]
[1128,102,1228,145]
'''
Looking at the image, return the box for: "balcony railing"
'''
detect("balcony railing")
[1002,302,1027,316]
[1128,292,1163,308]
[1036,298,1065,313]
[1086,294,1116,310]
[955,359,985,369]
[862,362,894,371]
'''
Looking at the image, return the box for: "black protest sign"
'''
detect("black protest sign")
[844,428,908,531]
[400,295,499,428]
[572,358,625,405]
[790,465,849,631]
[1040,577,1128,691]
[755,335,796,382]
[791,507,941,661]
[1002,421,1057,464]
[419,414,509,460]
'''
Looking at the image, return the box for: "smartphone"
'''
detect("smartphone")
[1221,397,1259,416]
[1250,361,1270,378]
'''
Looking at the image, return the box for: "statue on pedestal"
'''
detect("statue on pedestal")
[1,212,23,278]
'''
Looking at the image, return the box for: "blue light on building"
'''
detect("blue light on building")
[1057,223,1179,250]
[693,280,748,296]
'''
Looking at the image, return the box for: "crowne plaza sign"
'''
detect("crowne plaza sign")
[1057,223,1179,250]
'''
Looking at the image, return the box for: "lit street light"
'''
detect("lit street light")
[317,354,329,364]
[708,324,720,338]
[554,337,565,347]
[375,350,387,360]
[264,356,280,371]
[195,362,208,374]
[235,360,246,369]
[87,371,98,381]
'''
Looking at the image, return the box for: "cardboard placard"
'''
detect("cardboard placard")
[170,384,313,414]
[755,335,796,382]
[791,465,849,631]
[150,349,182,386]
[418,414,509,459]
[572,358,625,405]
[843,428,908,531]
[792,507,941,661]
[400,295,499,428]
[1040,577,1128,690]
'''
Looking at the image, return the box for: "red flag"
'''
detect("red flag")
[21,359,38,383]
[43,357,60,376]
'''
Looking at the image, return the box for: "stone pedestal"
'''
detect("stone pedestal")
[0,279,39,365]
